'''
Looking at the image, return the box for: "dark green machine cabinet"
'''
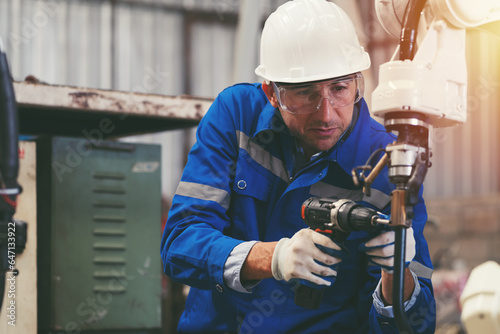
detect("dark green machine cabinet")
[37,137,162,333]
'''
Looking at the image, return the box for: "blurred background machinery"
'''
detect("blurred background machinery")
[0,0,499,333]
[37,136,162,332]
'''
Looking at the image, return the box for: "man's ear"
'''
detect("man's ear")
[262,82,279,108]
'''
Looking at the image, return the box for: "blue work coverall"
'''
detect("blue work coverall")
[161,83,436,333]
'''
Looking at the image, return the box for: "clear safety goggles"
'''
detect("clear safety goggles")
[272,73,364,115]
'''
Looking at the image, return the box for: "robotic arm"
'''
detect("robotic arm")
[295,3,499,331]
[373,0,500,128]
[429,0,500,28]
[358,0,500,332]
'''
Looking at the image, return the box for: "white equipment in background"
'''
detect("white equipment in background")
[372,0,500,332]
[460,261,500,333]
[373,0,500,128]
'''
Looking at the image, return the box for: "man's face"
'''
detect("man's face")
[263,77,357,159]
[280,98,354,158]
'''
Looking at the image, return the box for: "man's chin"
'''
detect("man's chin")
[311,138,340,153]
[298,133,341,156]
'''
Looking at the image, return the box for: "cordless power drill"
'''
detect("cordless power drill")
[294,197,390,309]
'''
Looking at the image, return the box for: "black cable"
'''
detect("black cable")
[400,0,428,61]
[364,148,386,167]
[393,227,413,334]
[351,148,386,190]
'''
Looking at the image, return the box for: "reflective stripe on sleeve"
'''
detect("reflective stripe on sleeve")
[409,261,433,280]
[175,181,230,210]
[237,131,289,182]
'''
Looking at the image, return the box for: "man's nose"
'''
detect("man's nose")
[315,97,337,121]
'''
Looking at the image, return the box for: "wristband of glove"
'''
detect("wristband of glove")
[271,237,290,281]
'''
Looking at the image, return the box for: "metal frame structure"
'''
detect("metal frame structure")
[14,81,213,138]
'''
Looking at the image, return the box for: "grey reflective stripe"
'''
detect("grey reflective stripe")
[175,181,230,210]
[310,182,391,210]
[310,182,364,201]
[362,189,391,210]
[409,261,433,279]
[237,131,289,182]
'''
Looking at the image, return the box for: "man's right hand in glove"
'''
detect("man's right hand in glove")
[271,228,344,286]
[240,228,345,285]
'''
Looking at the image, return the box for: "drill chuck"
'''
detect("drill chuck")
[301,198,388,233]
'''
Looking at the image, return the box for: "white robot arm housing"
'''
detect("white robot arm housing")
[373,1,500,333]
[372,0,500,128]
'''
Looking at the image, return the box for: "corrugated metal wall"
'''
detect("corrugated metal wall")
[0,0,498,199]
[424,25,500,199]
[0,0,188,196]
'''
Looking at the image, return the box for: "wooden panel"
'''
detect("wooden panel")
[0,141,37,333]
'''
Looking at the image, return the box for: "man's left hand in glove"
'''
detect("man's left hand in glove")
[360,227,416,273]
[360,227,417,305]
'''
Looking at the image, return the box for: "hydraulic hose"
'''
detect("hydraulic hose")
[400,0,428,61]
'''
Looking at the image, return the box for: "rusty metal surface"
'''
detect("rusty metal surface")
[14,81,212,120]
[14,81,214,137]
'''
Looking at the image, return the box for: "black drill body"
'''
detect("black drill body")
[294,197,390,309]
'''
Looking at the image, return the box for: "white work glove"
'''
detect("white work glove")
[360,227,416,273]
[271,228,344,286]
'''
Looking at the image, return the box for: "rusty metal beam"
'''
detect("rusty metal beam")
[14,81,213,138]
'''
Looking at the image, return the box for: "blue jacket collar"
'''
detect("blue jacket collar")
[330,98,393,175]
[255,102,289,137]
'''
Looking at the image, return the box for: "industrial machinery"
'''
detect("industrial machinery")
[296,0,500,332]
[368,0,500,332]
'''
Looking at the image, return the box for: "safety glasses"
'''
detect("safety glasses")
[272,73,364,115]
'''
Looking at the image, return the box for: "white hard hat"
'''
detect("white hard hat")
[255,0,371,83]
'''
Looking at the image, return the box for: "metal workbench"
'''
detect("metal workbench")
[14,81,213,137]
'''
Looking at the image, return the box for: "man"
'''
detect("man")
[161,0,435,333]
